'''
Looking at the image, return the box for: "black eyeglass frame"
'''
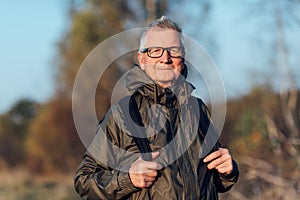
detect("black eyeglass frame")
[139,46,185,58]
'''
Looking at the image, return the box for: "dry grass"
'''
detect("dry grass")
[0,169,80,200]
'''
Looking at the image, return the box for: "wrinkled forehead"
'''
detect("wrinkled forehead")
[143,27,182,47]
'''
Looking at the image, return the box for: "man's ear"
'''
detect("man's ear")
[181,58,188,78]
[137,52,145,70]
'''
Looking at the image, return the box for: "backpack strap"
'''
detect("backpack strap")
[121,95,152,161]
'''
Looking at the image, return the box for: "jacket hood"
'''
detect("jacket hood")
[125,65,195,105]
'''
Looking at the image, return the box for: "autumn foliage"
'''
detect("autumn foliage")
[0,0,299,199]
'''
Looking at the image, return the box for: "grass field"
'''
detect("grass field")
[0,169,80,200]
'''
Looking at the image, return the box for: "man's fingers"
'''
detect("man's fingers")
[204,148,233,175]
[129,152,163,188]
[130,171,157,188]
[146,161,162,171]
[142,175,158,188]
[142,152,162,170]
[216,165,233,174]
[203,148,226,163]
[135,161,162,172]
[144,176,156,182]
[146,169,159,177]
[143,180,154,188]
[207,159,233,174]
[138,152,162,171]
[207,157,224,169]
[151,151,160,160]
[131,177,154,188]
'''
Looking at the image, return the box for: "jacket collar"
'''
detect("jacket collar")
[125,65,195,105]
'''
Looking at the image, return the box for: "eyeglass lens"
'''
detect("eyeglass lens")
[147,47,183,58]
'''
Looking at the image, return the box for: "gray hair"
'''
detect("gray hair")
[139,16,184,51]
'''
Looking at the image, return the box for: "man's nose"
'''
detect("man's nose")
[160,50,171,63]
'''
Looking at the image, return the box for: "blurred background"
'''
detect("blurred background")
[0,0,299,199]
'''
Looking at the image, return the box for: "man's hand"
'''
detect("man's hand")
[203,148,233,175]
[129,152,162,188]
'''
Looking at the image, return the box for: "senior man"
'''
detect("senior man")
[74,16,239,200]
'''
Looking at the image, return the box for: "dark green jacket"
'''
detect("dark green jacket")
[74,66,239,199]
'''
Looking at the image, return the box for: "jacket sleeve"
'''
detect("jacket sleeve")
[74,107,140,199]
[213,159,239,193]
[74,153,140,199]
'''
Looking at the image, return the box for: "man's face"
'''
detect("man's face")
[138,28,184,88]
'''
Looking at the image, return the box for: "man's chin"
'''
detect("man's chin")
[155,72,178,80]
[155,78,177,88]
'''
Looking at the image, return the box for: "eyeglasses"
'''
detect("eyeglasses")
[139,46,184,58]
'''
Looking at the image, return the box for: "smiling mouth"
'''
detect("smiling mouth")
[157,68,173,70]
[156,65,174,70]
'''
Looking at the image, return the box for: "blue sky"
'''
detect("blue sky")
[0,1,299,114]
[0,0,66,113]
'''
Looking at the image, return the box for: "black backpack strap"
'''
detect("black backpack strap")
[121,95,152,161]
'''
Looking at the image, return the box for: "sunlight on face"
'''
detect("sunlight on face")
[138,28,184,88]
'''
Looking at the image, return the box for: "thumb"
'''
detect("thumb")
[151,151,160,160]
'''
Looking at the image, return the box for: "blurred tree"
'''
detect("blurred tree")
[221,86,300,200]
[142,0,168,23]
[220,1,300,199]
[26,98,85,173]
[0,99,37,167]
[249,0,300,172]
[26,0,131,173]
